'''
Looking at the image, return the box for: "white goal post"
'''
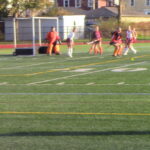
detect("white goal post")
[13,17,59,56]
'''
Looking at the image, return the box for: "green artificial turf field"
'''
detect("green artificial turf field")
[0,43,150,150]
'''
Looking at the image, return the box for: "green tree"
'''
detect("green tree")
[0,0,52,18]
[0,0,9,18]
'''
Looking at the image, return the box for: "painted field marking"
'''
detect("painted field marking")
[86,83,95,85]
[69,68,94,72]
[0,82,7,85]
[0,93,149,95]
[28,61,145,85]
[112,68,148,72]
[56,82,65,85]
[0,112,150,116]
[0,83,150,86]
[117,82,125,85]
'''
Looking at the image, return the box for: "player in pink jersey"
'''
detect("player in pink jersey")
[89,26,103,55]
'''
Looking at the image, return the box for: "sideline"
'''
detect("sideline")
[0,92,149,95]
[0,40,150,49]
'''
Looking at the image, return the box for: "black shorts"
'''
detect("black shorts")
[94,40,101,44]
[109,42,116,45]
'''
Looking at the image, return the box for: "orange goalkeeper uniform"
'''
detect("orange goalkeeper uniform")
[46,31,58,55]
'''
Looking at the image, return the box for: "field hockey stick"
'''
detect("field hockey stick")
[86,40,100,45]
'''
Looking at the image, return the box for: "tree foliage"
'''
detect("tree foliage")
[0,0,9,18]
[0,0,52,18]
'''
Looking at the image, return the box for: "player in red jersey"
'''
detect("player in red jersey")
[89,26,103,55]
[110,27,123,56]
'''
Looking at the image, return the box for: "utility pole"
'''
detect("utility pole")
[118,0,122,25]
[93,0,96,10]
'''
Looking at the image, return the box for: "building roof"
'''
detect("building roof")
[86,7,118,19]
[59,7,118,18]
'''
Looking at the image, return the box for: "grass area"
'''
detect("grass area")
[0,43,150,150]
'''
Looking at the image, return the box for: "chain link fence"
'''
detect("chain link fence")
[0,24,150,42]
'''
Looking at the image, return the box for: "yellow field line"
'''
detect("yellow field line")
[0,112,150,116]
[0,54,149,77]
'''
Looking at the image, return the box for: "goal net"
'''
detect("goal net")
[13,17,59,55]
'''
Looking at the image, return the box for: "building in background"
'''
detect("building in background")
[120,0,150,22]
[106,0,119,6]
[57,0,107,10]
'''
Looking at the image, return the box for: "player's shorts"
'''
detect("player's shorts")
[93,40,101,44]
[110,40,122,45]
[110,41,116,45]
[66,38,73,43]
[126,38,133,44]
[132,38,137,43]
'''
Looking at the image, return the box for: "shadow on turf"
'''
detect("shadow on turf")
[0,131,150,137]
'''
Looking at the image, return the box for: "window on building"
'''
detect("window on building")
[146,0,150,6]
[145,10,150,14]
[130,0,135,6]
[75,0,81,8]
[88,0,93,7]
[63,0,70,7]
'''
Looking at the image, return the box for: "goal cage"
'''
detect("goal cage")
[13,17,59,56]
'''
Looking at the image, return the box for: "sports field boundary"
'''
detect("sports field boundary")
[0,92,150,95]
[0,40,150,49]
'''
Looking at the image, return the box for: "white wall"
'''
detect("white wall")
[59,15,86,40]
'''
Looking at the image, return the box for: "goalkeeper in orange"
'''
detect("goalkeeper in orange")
[46,27,60,55]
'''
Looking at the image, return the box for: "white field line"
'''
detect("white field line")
[86,82,95,85]
[0,93,150,95]
[0,55,98,70]
[28,62,145,85]
[56,82,65,85]
[0,83,150,86]
[117,82,125,85]
[0,82,7,85]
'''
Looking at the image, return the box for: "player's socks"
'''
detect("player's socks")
[99,47,103,55]
[113,47,118,56]
[68,48,71,57]
[89,48,93,54]
[130,46,137,54]
[68,48,72,57]
[117,47,123,56]
[47,44,53,55]
[123,48,129,55]
[94,48,98,55]
[70,48,73,57]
